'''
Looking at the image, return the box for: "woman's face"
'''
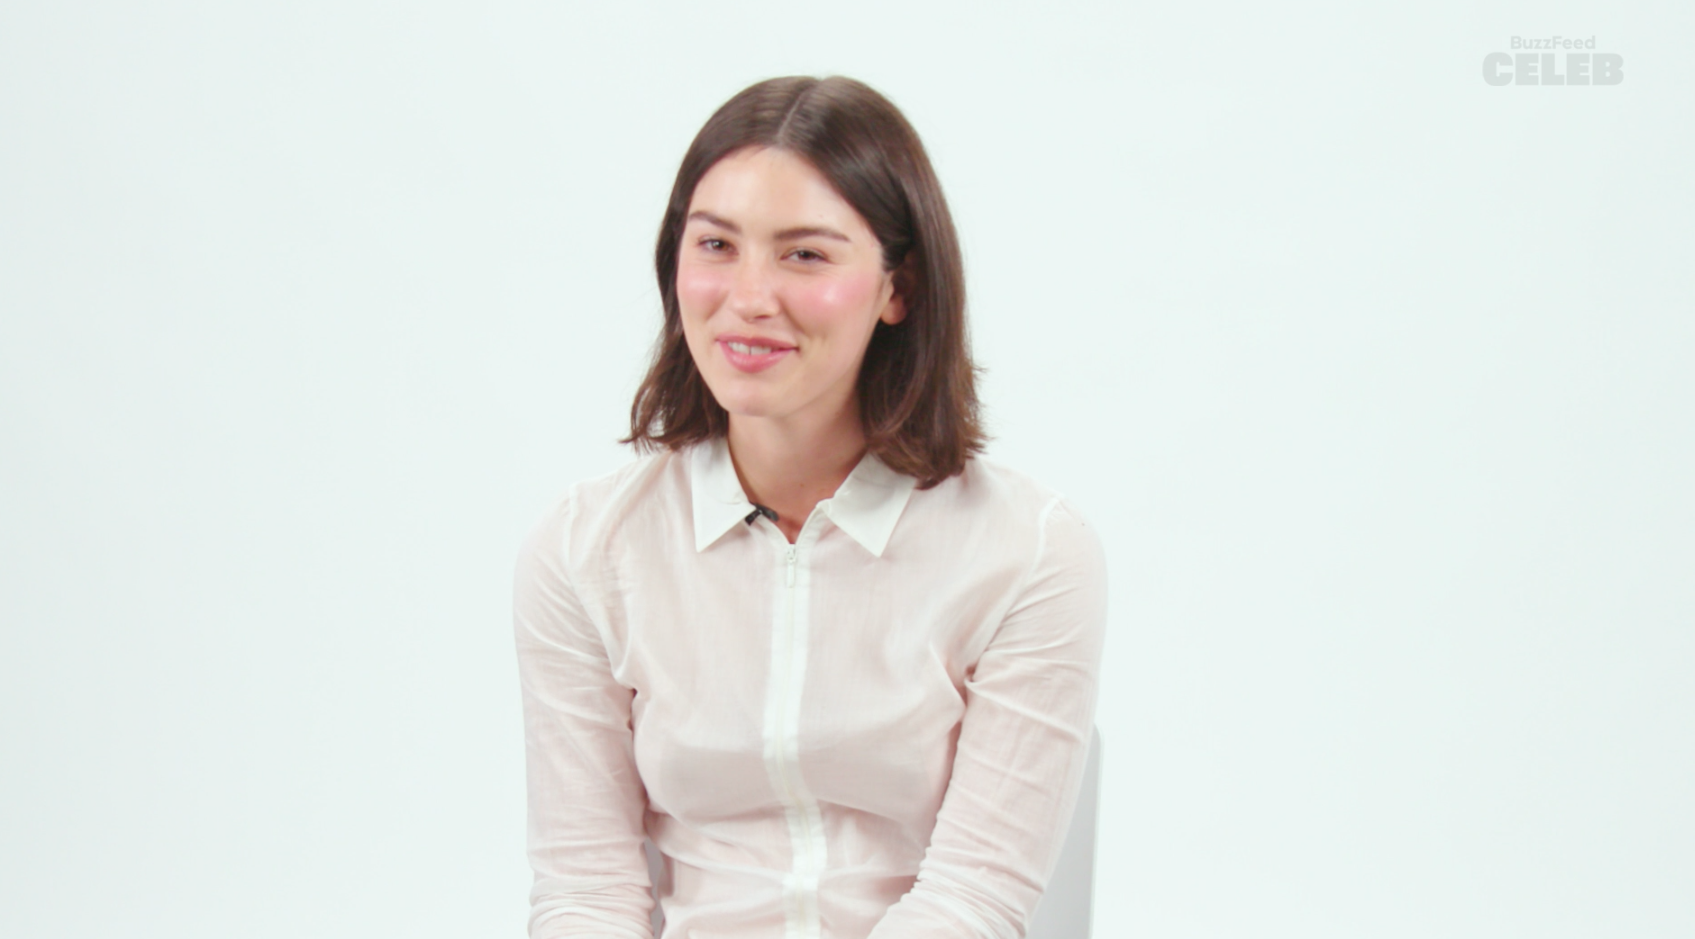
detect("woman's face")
[677,146,904,434]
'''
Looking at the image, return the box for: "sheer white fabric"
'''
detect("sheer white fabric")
[513,437,1107,939]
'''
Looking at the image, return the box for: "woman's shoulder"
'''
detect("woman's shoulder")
[944,454,1081,519]
[914,454,1102,554]
[954,455,1108,578]
[571,446,683,506]
[524,446,691,558]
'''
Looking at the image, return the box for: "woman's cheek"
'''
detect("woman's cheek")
[676,264,728,318]
[793,272,880,324]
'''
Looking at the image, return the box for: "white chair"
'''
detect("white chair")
[643,837,668,937]
[1025,725,1102,939]
[642,727,1101,938]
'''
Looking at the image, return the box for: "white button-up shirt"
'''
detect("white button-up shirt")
[513,436,1107,939]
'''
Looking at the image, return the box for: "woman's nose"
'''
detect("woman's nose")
[725,256,779,320]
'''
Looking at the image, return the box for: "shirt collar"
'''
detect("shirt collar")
[689,436,918,557]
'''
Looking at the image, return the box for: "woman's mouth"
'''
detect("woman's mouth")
[718,338,794,373]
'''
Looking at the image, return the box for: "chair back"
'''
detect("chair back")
[643,836,667,936]
[1025,725,1102,939]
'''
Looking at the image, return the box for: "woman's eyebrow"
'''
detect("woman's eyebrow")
[686,210,852,243]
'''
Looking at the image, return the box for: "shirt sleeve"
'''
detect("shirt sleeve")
[513,493,656,939]
[866,497,1109,939]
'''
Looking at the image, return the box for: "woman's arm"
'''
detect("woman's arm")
[513,493,655,939]
[867,497,1109,939]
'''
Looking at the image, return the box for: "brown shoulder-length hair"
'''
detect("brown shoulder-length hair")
[621,75,985,489]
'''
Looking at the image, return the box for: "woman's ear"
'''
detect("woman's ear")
[879,259,912,326]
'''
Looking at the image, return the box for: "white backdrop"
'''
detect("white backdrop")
[3,1,1691,937]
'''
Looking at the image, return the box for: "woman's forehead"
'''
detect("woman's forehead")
[686,148,870,238]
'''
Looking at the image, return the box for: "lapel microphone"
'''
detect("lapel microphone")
[744,503,780,525]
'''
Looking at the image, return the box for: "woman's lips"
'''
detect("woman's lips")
[718,339,794,373]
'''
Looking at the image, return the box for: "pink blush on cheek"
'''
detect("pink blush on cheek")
[676,265,730,309]
[790,273,882,323]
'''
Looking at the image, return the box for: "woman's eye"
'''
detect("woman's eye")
[790,248,825,262]
[699,237,729,252]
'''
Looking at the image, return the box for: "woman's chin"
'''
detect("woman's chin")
[709,388,782,421]
[720,402,783,422]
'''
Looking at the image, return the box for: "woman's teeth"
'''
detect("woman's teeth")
[728,341,776,354]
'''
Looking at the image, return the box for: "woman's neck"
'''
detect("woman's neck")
[726,411,867,543]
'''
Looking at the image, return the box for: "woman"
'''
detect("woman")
[514,75,1107,939]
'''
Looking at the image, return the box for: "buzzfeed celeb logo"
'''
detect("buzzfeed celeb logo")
[1484,36,1623,85]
